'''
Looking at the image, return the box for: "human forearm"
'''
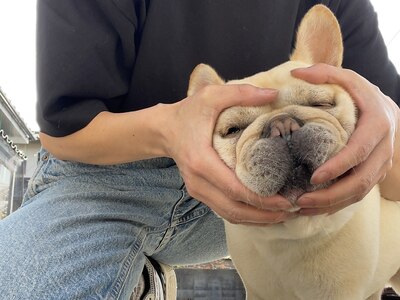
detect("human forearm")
[40,83,295,225]
[40,104,173,165]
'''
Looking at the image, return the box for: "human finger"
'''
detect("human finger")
[195,84,279,112]
[182,155,295,224]
[291,63,368,100]
[297,139,391,210]
[292,63,394,184]
[310,112,387,184]
[182,145,293,211]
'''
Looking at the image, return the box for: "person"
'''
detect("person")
[0,0,399,299]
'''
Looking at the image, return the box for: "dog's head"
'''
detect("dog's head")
[188,5,357,210]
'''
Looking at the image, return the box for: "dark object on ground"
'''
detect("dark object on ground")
[382,287,400,299]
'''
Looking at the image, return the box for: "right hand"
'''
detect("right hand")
[163,84,295,225]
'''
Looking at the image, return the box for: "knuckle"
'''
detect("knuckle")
[223,184,241,201]
[226,218,240,225]
[269,211,287,224]
[225,209,241,224]
[371,83,382,94]
[236,84,255,97]
[313,62,330,72]
[355,143,374,162]
[317,190,337,207]
[325,194,336,207]
[201,84,216,95]
[197,84,219,99]
[357,175,373,195]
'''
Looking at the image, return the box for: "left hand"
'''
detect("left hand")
[291,63,399,215]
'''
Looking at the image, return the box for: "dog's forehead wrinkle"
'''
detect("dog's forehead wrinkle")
[279,84,335,107]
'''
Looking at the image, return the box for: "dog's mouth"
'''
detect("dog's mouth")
[238,118,338,206]
[277,165,332,205]
[277,150,333,205]
[277,163,314,204]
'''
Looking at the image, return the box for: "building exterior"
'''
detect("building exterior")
[0,87,39,219]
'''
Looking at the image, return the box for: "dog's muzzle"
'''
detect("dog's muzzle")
[240,113,334,204]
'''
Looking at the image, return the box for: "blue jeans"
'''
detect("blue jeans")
[0,149,227,300]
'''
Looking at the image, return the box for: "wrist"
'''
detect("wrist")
[151,102,179,159]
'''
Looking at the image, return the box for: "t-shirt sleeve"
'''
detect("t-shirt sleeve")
[331,0,400,106]
[36,0,137,137]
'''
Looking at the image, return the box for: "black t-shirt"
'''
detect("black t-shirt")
[36,0,400,137]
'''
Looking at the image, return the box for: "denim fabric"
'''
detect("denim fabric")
[0,149,227,300]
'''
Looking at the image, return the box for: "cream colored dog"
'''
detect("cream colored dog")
[188,5,400,300]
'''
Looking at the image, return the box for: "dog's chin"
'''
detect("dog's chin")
[238,167,333,212]
[277,180,332,212]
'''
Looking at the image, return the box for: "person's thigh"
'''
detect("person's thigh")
[0,150,190,300]
[150,187,228,266]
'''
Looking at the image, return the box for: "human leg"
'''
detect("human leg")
[0,149,227,300]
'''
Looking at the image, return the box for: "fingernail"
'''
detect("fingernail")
[311,171,330,184]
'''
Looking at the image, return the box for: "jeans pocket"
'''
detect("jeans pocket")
[23,149,52,203]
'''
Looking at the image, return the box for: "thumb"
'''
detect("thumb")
[211,84,279,112]
[291,63,335,85]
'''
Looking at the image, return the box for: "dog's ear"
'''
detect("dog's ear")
[188,63,225,96]
[291,4,343,67]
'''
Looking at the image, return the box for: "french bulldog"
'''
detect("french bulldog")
[188,5,400,300]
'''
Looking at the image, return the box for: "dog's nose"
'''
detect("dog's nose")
[261,114,304,140]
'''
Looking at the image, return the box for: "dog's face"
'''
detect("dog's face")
[214,65,356,207]
[188,5,357,209]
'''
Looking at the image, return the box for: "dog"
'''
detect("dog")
[187,5,400,300]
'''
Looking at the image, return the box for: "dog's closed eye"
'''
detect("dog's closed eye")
[221,126,244,138]
[309,101,335,109]
[226,126,242,135]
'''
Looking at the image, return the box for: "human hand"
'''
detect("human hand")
[164,84,295,225]
[292,63,400,215]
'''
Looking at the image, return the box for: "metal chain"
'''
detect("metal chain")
[0,129,28,160]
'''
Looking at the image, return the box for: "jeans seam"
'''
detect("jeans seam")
[170,185,211,225]
[175,206,211,225]
[106,228,147,300]
[22,158,51,204]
